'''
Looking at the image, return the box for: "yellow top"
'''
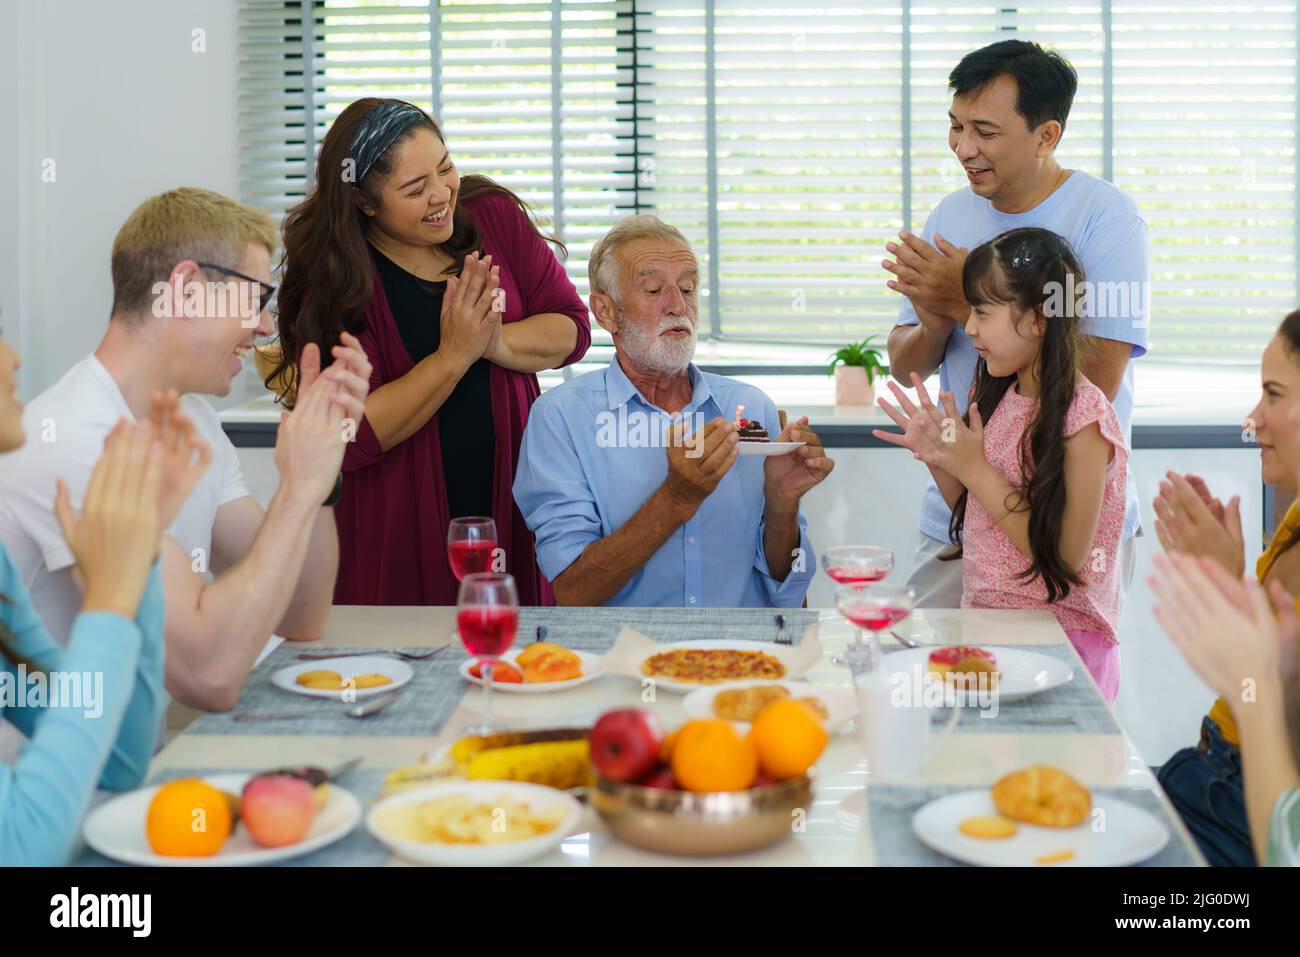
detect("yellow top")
[1207,500,1300,746]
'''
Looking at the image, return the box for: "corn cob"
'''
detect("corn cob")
[465,739,593,790]
[449,727,588,767]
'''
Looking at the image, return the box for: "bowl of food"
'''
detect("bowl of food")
[590,773,813,856]
[366,780,583,866]
[587,705,825,855]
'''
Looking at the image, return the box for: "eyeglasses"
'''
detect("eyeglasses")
[197,262,277,311]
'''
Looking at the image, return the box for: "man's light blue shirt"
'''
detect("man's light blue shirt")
[898,170,1150,543]
[514,358,814,607]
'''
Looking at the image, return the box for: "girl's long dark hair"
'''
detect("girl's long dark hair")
[944,226,1090,603]
[268,97,565,403]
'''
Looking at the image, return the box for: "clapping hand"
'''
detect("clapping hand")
[872,372,987,483]
[1153,471,1245,578]
[146,390,212,533]
[1150,552,1296,706]
[55,421,162,618]
[440,251,501,369]
[883,231,969,323]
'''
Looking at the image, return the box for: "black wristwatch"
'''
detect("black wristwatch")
[323,471,344,507]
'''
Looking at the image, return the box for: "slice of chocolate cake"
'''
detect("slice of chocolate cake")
[736,417,769,442]
[733,404,769,442]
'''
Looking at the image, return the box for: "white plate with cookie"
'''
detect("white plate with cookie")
[271,656,414,699]
[682,680,857,732]
[912,789,1170,867]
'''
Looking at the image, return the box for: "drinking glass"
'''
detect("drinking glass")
[834,582,916,674]
[821,546,894,584]
[448,516,498,581]
[456,572,518,734]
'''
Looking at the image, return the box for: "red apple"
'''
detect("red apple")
[241,774,316,848]
[590,709,664,782]
[637,766,678,790]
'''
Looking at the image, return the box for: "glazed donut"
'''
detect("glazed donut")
[928,646,999,690]
[992,766,1092,828]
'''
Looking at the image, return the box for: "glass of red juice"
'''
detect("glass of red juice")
[834,582,916,671]
[448,516,499,581]
[456,572,518,734]
[821,546,894,585]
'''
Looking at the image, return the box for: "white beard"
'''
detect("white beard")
[617,314,697,374]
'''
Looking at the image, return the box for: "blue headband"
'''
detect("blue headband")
[349,101,427,185]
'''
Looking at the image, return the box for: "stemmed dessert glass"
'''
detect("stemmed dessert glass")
[456,572,518,735]
[833,582,916,674]
[821,546,894,584]
[448,516,498,581]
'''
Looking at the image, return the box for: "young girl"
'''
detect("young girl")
[875,226,1127,701]
[0,334,203,864]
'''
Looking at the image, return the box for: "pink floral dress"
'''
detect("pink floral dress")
[960,378,1128,701]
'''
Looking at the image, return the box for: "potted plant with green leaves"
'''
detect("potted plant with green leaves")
[827,336,888,405]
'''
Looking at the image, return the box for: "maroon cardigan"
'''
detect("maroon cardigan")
[335,194,591,605]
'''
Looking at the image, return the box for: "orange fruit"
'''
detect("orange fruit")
[748,699,828,780]
[670,720,758,792]
[659,728,679,764]
[146,778,234,857]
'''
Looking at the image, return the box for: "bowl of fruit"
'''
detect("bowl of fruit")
[587,703,826,856]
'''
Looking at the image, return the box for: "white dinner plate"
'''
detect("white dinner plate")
[640,638,812,694]
[879,646,1073,702]
[682,680,857,732]
[458,646,605,693]
[271,656,414,699]
[367,780,583,866]
[737,440,805,457]
[82,772,361,867]
[912,789,1170,867]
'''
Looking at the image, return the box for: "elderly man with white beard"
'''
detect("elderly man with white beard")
[513,215,834,607]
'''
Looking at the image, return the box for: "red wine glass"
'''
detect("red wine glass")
[456,572,518,734]
[448,516,499,582]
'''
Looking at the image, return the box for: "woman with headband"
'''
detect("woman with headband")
[268,98,591,605]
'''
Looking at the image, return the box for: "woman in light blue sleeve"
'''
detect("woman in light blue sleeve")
[1150,553,1300,867]
[0,334,208,866]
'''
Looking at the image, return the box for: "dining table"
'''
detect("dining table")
[74,605,1205,867]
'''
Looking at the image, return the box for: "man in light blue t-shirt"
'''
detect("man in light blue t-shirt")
[884,39,1150,608]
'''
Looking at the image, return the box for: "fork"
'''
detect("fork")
[295,646,447,662]
[774,614,793,645]
[232,689,405,722]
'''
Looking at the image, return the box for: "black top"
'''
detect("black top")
[370,244,496,520]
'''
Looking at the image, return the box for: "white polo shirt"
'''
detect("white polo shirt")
[0,355,250,647]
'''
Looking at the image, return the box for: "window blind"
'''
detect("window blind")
[239,0,1300,360]
[1113,0,1298,359]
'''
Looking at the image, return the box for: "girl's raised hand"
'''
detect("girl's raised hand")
[872,372,986,482]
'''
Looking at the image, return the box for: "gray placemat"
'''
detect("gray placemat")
[185,646,466,737]
[516,606,819,650]
[929,644,1121,735]
[74,766,392,866]
[867,784,1198,867]
[186,609,817,737]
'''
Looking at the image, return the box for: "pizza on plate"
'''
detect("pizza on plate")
[641,648,786,684]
